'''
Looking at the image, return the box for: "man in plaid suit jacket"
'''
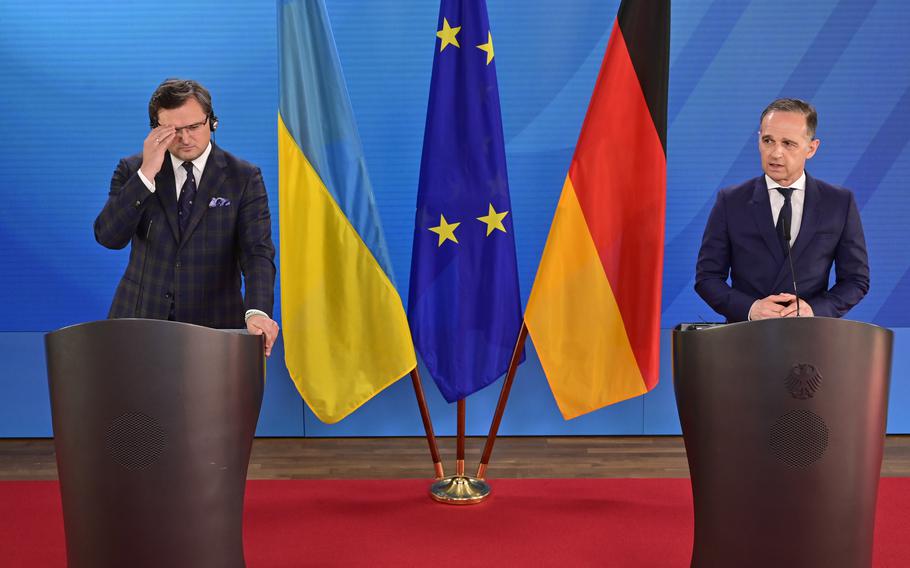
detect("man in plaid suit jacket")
[95,79,279,355]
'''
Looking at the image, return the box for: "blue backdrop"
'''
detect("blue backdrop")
[1,0,908,437]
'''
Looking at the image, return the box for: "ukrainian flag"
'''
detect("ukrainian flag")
[278,0,416,423]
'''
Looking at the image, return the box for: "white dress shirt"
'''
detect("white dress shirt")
[765,171,806,248]
[137,142,212,197]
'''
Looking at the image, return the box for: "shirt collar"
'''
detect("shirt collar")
[765,171,806,191]
[169,142,213,174]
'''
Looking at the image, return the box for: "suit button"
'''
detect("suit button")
[175,262,181,269]
[134,200,142,208]
[164,292,172,300]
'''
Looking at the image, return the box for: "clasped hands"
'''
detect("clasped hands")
[749,293,814,320]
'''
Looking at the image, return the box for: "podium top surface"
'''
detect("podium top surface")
[46,318,250,339]
[674,317,892,337]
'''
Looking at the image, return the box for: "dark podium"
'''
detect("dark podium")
[45,319,265,568]
[673,317,893,568]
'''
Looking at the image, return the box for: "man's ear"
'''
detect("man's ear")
[807,138,820,159]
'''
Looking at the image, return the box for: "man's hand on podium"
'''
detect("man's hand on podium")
[247,315,280,357]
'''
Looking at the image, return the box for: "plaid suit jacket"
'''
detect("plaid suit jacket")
[94,144,276,329]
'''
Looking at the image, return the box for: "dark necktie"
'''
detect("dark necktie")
[177,161,197,238]
[775,187,794,253]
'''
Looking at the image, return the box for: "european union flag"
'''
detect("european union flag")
[408,0,523,403]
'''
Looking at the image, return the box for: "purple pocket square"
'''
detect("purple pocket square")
[208,197,232,208]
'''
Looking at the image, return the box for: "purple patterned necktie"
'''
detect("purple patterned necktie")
[177,161,197,237]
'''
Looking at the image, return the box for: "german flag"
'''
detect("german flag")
[524,0,669,420]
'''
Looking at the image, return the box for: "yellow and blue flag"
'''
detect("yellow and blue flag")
[408,0,523,403]
[278,0,416,423]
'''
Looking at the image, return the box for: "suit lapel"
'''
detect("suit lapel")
[180,144,224,245]
[154,156,180,243]
[748,176,784,265]
[790,173,819,262]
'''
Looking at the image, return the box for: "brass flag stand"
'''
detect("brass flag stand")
[429,398,490,504]
[429,323,528,503]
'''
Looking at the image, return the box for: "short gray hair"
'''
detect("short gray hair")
[759,98,817,139]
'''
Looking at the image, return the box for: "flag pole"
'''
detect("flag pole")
[409,367,445,479]
[476,321,528,479]
[457,399,466,475]
[429,398,490,504]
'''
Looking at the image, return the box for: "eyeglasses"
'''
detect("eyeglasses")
[171,117,209,135]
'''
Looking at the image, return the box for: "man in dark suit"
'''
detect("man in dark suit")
[695,98,869,323]
[95,79,280,355]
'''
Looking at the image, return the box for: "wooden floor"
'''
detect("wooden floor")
[3,436,910,480]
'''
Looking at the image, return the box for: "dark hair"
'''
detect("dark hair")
[759,98,817,139]
[148,78,218,128]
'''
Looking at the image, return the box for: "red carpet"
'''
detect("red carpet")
[2,478,909,567]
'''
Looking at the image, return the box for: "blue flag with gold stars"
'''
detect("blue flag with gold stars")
[408,0,523,403]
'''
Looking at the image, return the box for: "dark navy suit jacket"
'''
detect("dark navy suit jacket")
[695,173,869,322]
[94,144,276,329]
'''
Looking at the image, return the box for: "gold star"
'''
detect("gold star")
[476,204,508,236]
[476,31,494,65]
[429,214,461,246]
[436,18,461,52]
